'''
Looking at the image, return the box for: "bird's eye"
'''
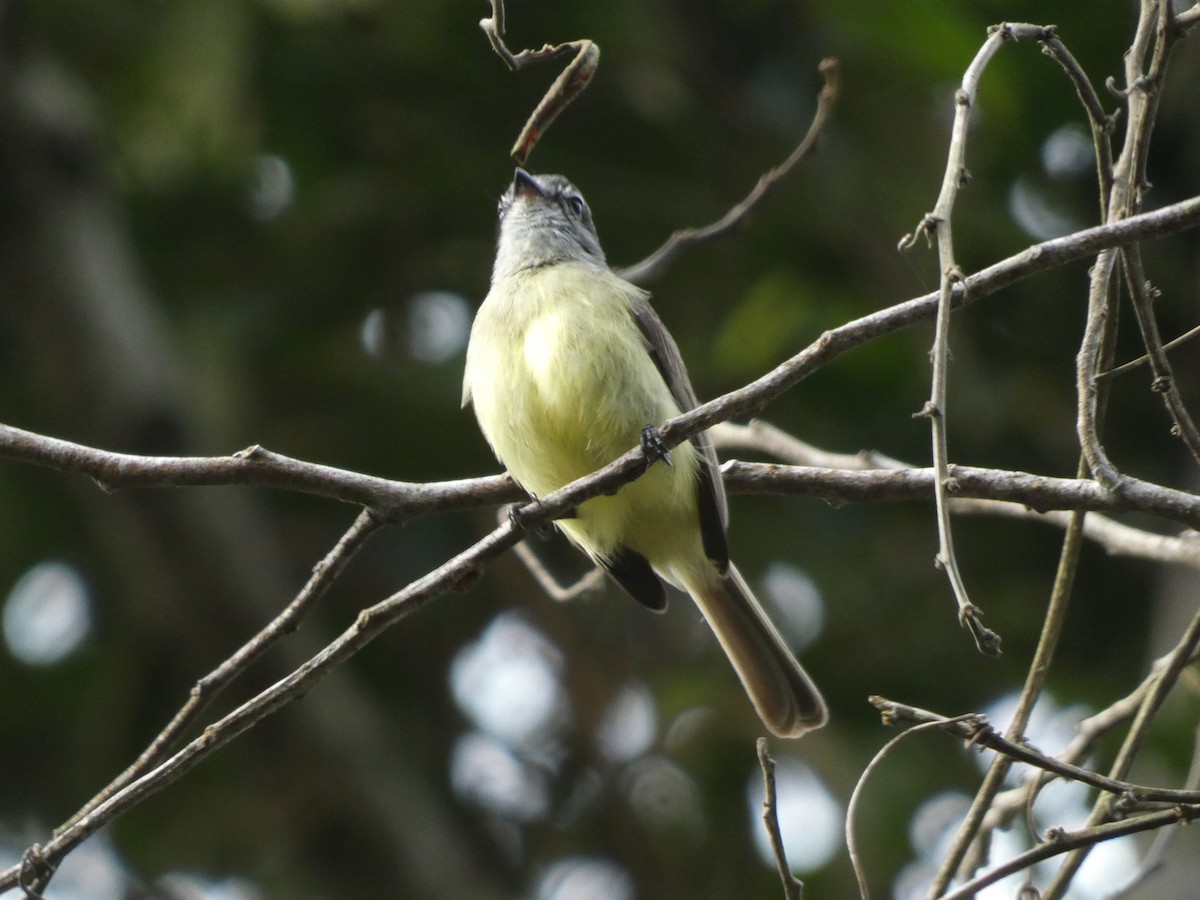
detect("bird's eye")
[566,195,586,217]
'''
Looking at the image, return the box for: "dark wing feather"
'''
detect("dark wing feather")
[603,546,668,612]
[627,292,730,573]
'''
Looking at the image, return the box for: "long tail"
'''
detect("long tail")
[683,564,827,738]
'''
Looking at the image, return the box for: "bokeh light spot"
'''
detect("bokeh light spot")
[3,559,92,666]
[450,731,551,822]
[535,856,635,900]
[594,682,657,763]
[451,612,569,749]
[747,756,840,873]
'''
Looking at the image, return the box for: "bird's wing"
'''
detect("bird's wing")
[627,288,730,573]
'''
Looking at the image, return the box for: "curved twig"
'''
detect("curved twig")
[900,25,1062,659]
[479,0,600,163]
[618,58,841,285]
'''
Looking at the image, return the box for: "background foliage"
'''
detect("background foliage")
[2,0,1199,897]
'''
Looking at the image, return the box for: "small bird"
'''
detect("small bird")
[463,169,827,737]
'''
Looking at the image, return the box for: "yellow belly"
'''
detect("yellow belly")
[464,263,703,575]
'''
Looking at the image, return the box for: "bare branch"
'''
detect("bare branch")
[846,714,980,900]
[756,739,804,900]
[479,0,599,163]
[1076,249,1123,488]
[1120,247,1200,463]
[0,424,520,516]
[1174,3,1200,31]
[1042,535,1200,897]
[715,422,1200,568]
[1043,5,1188,892]
[1102,321,1200,378]
[1037,30,1117,214]
[57,509,384,834]
[724,461,1200,532]
[901,25,1059,660]
[940,806,1200,900]
[618,58,841,285]
[871,696,1200,805]
[0,400,693,892]
[500,506,609,601]
[662,193,1200,449]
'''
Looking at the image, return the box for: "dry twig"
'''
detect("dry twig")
[479,0,599,163]
[618,58,841,285]
[756,738,805,900]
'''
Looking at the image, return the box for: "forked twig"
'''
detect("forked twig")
[940,806,1200,900]
[846,713,980,900]
[499,506,608,601]
[899,25,1054,658]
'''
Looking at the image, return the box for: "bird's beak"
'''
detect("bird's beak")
[511,168,544,200]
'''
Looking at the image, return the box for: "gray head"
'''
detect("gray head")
[491,169,607,282]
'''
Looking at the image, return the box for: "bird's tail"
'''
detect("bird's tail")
[683,564,827,738]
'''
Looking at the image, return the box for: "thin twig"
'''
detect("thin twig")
[56,509,384,834]
[1119,247,1200,463]
[479,0,600,163]
[1037,30,1117,217]
[903,26,1052,658]
[939,805,1200,900]
[1101,321,1200,378]
[871,697,1200,805]
[1042,569,1200,897]
[618,58,841,285]
[846,715,979,900]
[501,506,609,601]
[1109,720,1200,897]
[975,640,1200,850]
[756,738,804,900]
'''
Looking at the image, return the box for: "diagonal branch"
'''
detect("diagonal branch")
[57,508,384,834]
[1119,246,1200,463]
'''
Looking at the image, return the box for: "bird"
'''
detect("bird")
[462,168,826,737]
